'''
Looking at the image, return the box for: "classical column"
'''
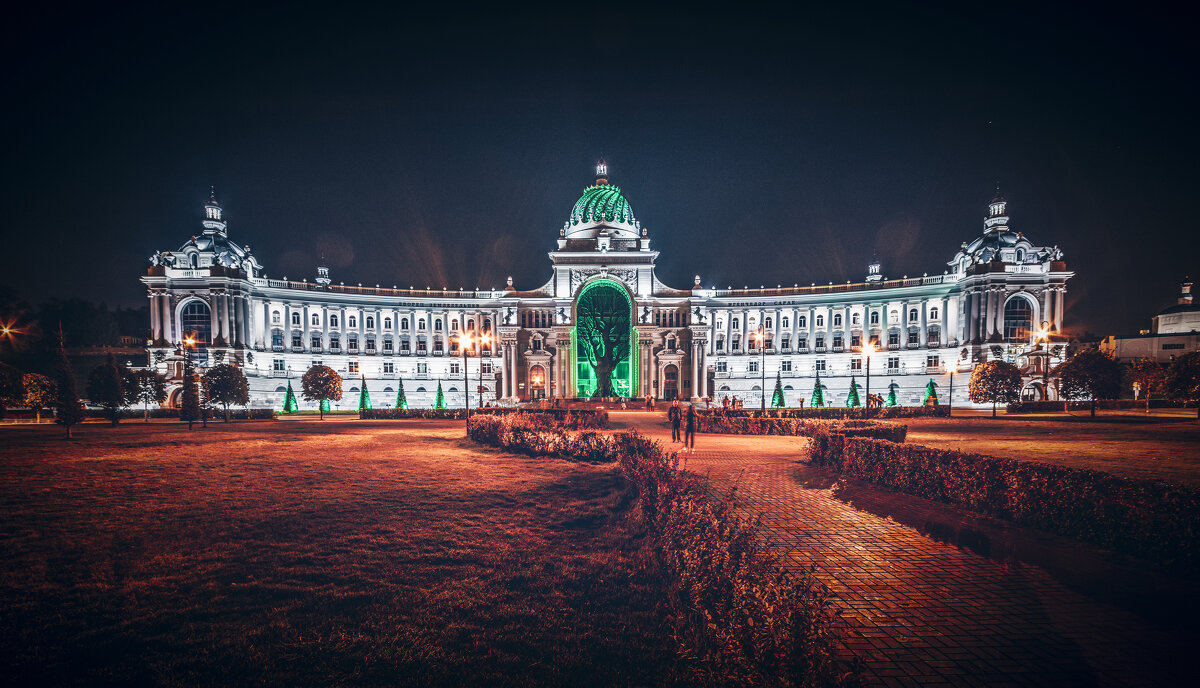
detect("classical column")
[919,299,928,347]
[149,293,161,343]
[1054,287,1064,333]
[691,341,699,399]
[322,306,330,350]
[510,342,519,400]
[209,293,221,345]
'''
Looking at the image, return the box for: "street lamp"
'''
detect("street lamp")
[458,331,473,424]
[755,328,766,410]
[862,341,875,407]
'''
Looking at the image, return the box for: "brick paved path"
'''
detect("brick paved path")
[614,412,1193,687]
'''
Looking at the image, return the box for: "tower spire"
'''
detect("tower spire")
[594,158,609,186]
[202,187,226,234]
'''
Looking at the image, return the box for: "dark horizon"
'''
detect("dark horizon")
[2,1,1196,337]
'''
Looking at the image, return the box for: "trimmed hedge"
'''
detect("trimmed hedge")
[695,414,907,441]
[359,408,468,420]
[466,413,616,462]
[701,406,947,419]
[1006,399,1187,413]
[474,407,610,429]
[81,408,275,420]
[811,430,1200,568]
[468,422,860,685]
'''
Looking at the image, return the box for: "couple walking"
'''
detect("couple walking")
[668,401,696,449]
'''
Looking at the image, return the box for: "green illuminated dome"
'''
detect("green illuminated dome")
[570,184,635,226]
[564,162,641,239]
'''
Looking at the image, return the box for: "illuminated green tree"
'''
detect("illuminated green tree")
[886,382,899,407]
[281,380,299,414]
[923,379,939,406]
[576,283,631,397]
[846,376,861,407]
[357,375,372,413]
[810,371,825,408]
[434,381,446,409]
[395,378,408,410]
[771,371,785,407]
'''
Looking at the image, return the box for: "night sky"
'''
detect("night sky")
[2,1,1196,337]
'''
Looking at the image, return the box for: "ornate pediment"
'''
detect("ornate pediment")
[570,267,636,294]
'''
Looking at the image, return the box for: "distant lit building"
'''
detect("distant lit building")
[1100,280,1200,363]
[142,166,1073,408]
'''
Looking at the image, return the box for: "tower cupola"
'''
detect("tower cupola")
[594,159,609,186]
[202,187,227,234]
[984,186,1009,233]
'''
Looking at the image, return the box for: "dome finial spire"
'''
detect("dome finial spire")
[595,157,608,186]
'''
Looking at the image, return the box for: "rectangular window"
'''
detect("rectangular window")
[348,361,359,373]
[383,361,394,374]
[850,334,861,348]
[749,360,759,373]
[908,331,919,345]
[349,335,359,351]
[291,334,302,348]
[417,362,428,375]
[1163,343,1185,350]
[272,332,283,348]
[273,359,285,372]
[850,357,862,371]
[716,339,725,351]
[311,360,322,368]
[780,360,792,372]
[481,362,494,374]
[927,355,940,369]
[330,336,340,351]
[888,332,900,346]
[366,339,376,352]
[434,339,444,352]
[832,335,843,349]
[383,339,393,353]
[732,339,741,351]
[450,362,461,375]
[887,356,899,371]
[417,339,427,353]
[815,359,826,372]
[311,335,321,349]
[716,361,727,373]
[798,337,807,349]
[401,339,411,353]
[815,336,825,349]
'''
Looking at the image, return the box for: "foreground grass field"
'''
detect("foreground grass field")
[0,420,690,687]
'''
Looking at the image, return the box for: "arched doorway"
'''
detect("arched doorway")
[663,364,679,401]
[529,365,547,400]
[573,279,637,398]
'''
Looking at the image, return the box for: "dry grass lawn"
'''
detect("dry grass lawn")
[0,419,690,687]
[905,412,1200,487]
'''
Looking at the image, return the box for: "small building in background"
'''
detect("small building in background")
[1100,280,1200,363]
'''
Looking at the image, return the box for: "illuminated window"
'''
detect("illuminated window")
[349,361,359,373]
[1004,297,1033,342]
[851,358,862,371]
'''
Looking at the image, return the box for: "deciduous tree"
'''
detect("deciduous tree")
[22,372,55,423]
[0,362,22,420]
[132,369,167,422]
[180,358,201,430]
[575,284,631,398]
[1057,349,1122,417]
[204,363,249,422]
[301,364,342,419]
[1126,357,1166,413]
[968,360,1021,417]
[1166,351,1200,420]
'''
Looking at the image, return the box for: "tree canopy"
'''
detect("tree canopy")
[1126,357,1166,413]
[1166,351,1200,419]
[23,372,56,423]
[1057,349,1122,417]
[968,360,1021,417]
[204,364,250,422]
[301,364,342,419]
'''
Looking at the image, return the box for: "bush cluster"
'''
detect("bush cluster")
[79,408,275,420]
[695,414,907,441]
[811,430,1200,568]
[468,420,861,685]
[474,407,610,429]
[359,408,468,420]
[702,406,947,419]
[466,413,616,462]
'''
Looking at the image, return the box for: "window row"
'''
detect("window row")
[720,307,942,331]
[270,312,491,332]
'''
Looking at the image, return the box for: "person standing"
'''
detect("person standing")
[685,403,696,450]
[669,401,681,443]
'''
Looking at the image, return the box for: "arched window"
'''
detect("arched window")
[349,316,358,328]
[765,317,773,329]
[799,315,807,328]
[330,314,339,328]
[451,319,459,332]
[181,300,212,344]
[909,308,919,322]
[870,311,880,325]
[189,253,198,268]
[467,318,475,331]
[782,317,789,328]
[816,315,824,327]
[384,317,392,329]
[666,336,676,350]
[732,318,740,330]
[435,319,443,331]
[1004,297,1033,342]
[401,318,409,330]
[851,313,860,326]
[366,316,375,329]
[833,314,842,327]
[271,310,281,325]
[311,313,319,326]
[418,318,426,330]
[291,312,300,326]
[930,307,939,320]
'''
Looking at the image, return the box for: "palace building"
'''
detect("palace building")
[142,164,1073,409]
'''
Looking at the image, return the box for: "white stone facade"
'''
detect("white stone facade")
[142,169,1074,409]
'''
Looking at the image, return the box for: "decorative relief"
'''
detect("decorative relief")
[570,268,636,293]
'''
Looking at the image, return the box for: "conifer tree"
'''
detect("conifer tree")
[180,358,201,430]
[886,382,899,407]
[87,352,126,425]
[282,380,299,413]
[923,378,940,406]
[357,374,371,413]
[846,375,861,408]
[434,381,446,409]
[771,371,785,408]
[53,339,84,438]
[395,377,408,410]
[810,371,825,408]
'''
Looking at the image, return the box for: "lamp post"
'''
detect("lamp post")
[862,342,875,407]
[477,334,491,409]
[1035,320,1051,401]
[755,328,766,410]
[458,331,473,425]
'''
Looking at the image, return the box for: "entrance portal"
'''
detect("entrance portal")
[663,364,679,401]
[573,279,637,398]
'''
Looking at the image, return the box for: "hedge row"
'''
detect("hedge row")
[469,423,860,685]
[701,406,948,419]
[1006,399,1187,413]
[83,408,275,420]
[359,408,468,420]
[466,413,616,462]
[695,414,908,442]
[474,407,610,429]
[810,430,1200,568]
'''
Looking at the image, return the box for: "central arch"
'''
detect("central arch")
[572,279,638,398]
